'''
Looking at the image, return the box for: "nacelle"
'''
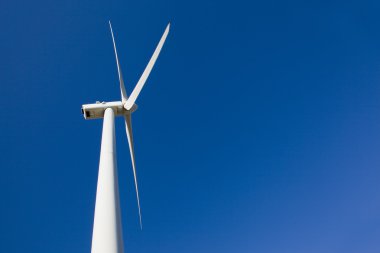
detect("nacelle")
[82,101,138,119]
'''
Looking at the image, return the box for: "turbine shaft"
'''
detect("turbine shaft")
[92,108,124,253]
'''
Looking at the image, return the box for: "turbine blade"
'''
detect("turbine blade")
[124,114,143,230]
[124,23,170,110]
[109,21,128,103]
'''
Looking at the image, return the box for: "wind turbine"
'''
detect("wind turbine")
[81,21,170,253]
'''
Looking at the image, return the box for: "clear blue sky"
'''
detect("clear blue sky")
[1,0,380,252]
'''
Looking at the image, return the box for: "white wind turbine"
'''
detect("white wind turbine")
[81,21,170,253]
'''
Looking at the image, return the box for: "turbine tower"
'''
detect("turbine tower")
[81,21,170,253]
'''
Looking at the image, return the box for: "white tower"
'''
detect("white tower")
[81,22,170,253]
[92,108,124,253]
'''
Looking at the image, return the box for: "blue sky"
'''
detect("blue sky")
[1,0,380,252]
